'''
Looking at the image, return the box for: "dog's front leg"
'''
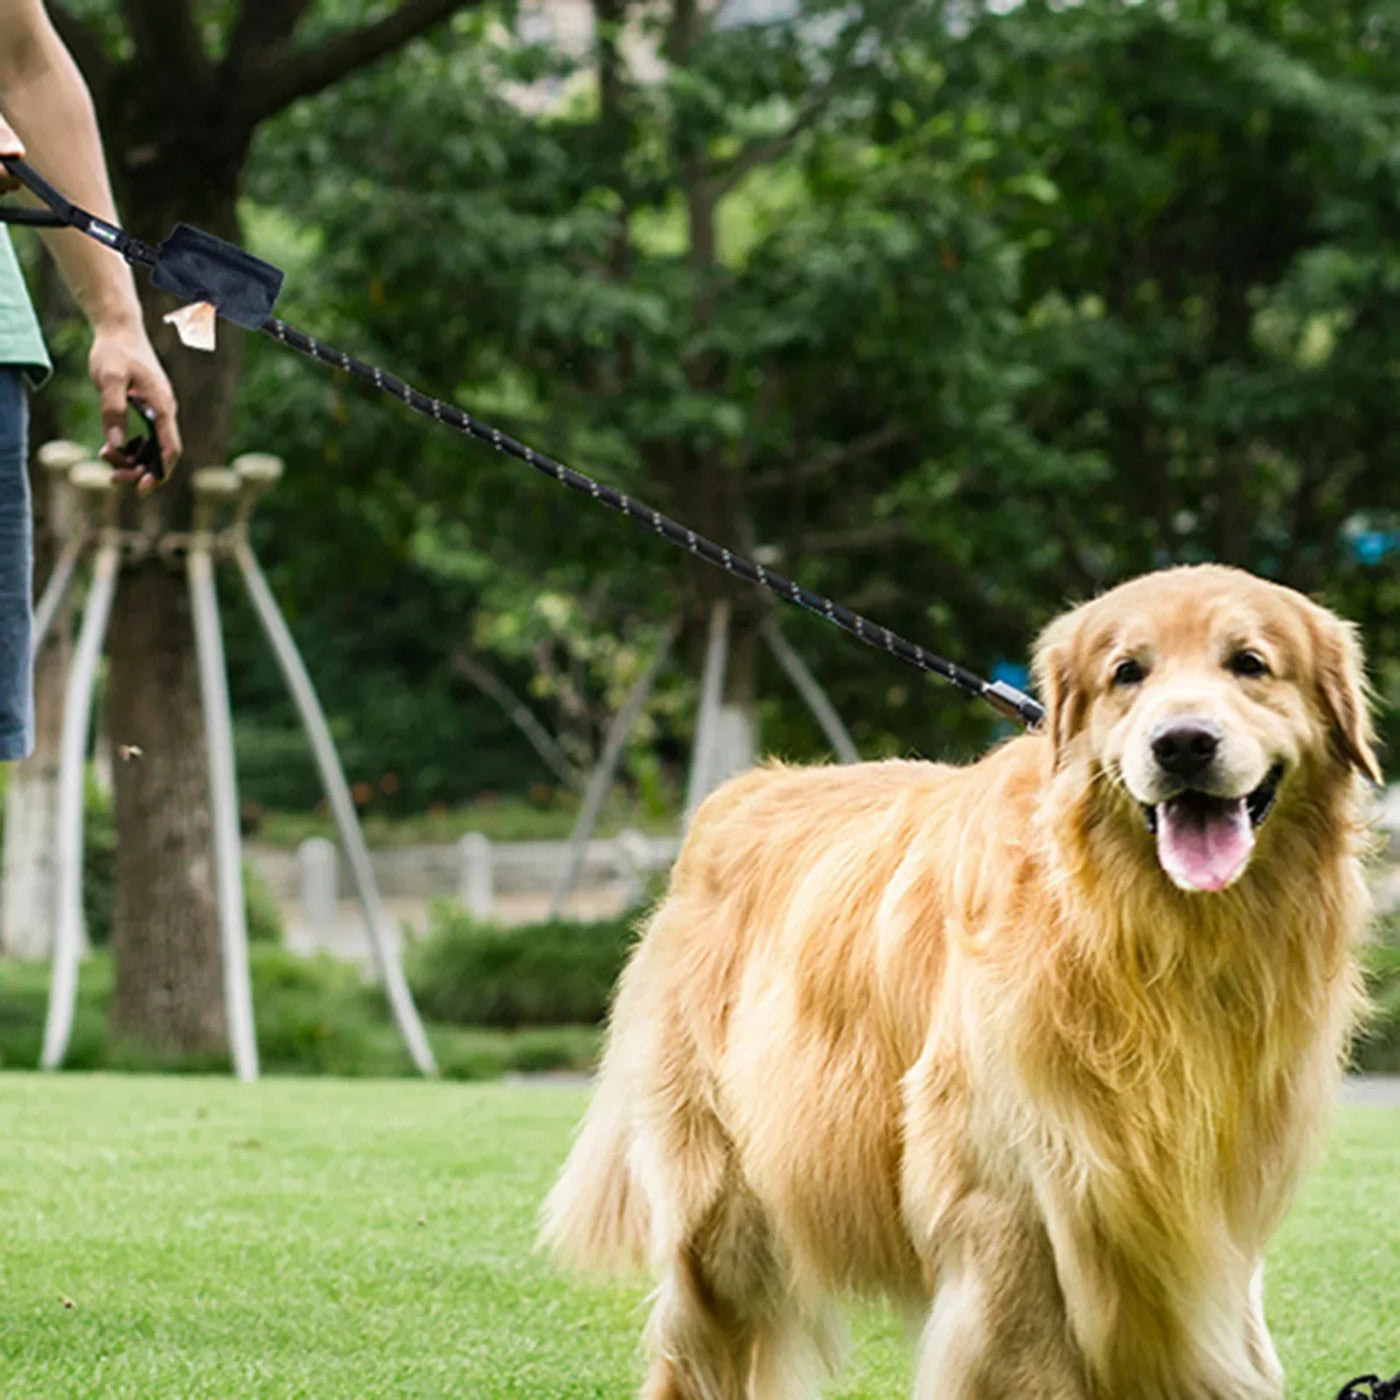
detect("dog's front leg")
[910,1194,1088,1400]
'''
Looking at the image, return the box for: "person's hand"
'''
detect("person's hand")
[0,113,24,192]
[90,321,182,494]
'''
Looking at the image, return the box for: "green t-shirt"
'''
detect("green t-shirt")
[0,226,50,386]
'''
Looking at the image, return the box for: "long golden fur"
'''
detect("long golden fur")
[542,565,1380,1400]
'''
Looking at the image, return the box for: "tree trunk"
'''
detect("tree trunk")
[105,183,244,1056]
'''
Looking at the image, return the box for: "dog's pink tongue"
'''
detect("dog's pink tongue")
[1155,798,1254,893]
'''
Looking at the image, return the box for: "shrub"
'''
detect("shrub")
[430,1024,601,1081]
[406,903,640,1028]
[0,955,111,1070]
[1354,914,1400,1073]
[82,773,117,948]
[0,949,598,1078]
[244,863,286,945]
[249,946,401,1075]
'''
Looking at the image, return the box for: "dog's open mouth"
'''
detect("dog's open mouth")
[1141,763,1285,893]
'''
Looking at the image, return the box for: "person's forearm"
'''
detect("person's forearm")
[0,15,143,333]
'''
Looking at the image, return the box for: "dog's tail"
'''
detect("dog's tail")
[538,969,651,1272]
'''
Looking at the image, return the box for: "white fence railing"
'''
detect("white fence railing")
[248,831,681,926]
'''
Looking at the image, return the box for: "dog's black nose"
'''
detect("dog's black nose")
[1151,721,1221,780]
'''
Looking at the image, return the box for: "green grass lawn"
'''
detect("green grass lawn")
[0,1075,1394,1399]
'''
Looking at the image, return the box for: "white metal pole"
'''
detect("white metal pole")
[230,466,438,1077]
[40,465,119,1071]
[236,538,437,1077]
[188,469,259,1082]
[31,536,85,662]
[231,452,436,1075]
[684,601,730,827]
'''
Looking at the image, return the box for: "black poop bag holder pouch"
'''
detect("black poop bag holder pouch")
[148,223,284,331]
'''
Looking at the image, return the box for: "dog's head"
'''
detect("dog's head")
[1033,565,1382,894]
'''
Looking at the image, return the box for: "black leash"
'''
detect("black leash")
[1339,1375,1400,1400]
[0,156,1044,728]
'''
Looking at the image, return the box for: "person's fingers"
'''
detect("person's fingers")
[0,117,24,193]
[151,390,182,471]
[96,367,131,459]
[101,450,159,497]
[100,442,138,474]
[128,364,182,473]
[0,115,25,157]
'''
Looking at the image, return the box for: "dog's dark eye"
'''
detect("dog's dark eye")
[1227,649,1270,679]
[1111,658,1146,687]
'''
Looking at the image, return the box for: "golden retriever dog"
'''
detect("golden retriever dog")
[542,564,1381,1400]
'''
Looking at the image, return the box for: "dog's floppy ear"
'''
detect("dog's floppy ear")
[1032,608,1089,764]
[1308,604,1383,786]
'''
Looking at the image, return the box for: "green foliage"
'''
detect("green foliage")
[247,947,394,1075]
[228,0,1397,779]
[1355,914,1400,1073]
[0,951,599,1079]
[406,903,639,1028]
[80,773,116,949]
[244,863,286,945]
[0,949,112,1071]
[431,1022,601,1080]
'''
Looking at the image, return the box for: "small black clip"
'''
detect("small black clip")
[122,398,163,481]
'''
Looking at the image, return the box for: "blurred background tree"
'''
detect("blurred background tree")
[36,0,487,1054]
[22,0,1400,1054]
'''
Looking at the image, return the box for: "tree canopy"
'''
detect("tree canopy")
[34,0,1400,818]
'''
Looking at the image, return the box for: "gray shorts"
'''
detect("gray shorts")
[0,367,32,761]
